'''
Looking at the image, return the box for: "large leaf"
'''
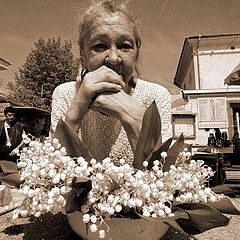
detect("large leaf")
[71,177,92,194]
[0,161,18,174]
[208,196,240,215]
[0,173,21,187]
[163,207,189,222]
[176,202,230,235]
[133,101,162,169]
[117,206,141,219]
[54,118,92,161]
[211,185,236,195]
[148,137,173,169]
[161,208,190,235]
[137,208,189,223]
[0,186,12,206]
[65,189,81,214]
[162,133,184,172]
[65,177,92,214]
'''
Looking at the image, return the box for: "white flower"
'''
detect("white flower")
[209,195,217,203]
[143,211,150,217]
[60,186,68,195]
[89,224,97,233]
[95,173,104,181]
[15,135,221,240]
[158,209,165,217]
[34,211,41,217]
[128,199,136,208]
[119,158,125,164]
[161,151,167,158]
[90,215,97,223]
[143,161,148,167]
[99,229,106,239]
[12,210,19,220]
[107,207,115,215]
[47,198,54,205]
[204,187,212,195]
[90,159,97,165]
[83,214,90,223]
[135,199,143,207]
[115,205,122,212]
[153,160,160,166]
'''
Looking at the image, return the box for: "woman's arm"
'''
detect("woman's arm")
[64,66,125,133]
[91,90,145,152]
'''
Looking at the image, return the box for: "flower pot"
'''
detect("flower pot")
[68,211,169,240]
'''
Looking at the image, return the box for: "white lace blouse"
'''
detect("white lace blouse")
[51,79,172,163]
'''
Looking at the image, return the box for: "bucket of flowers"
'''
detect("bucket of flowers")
[0,102,240,240]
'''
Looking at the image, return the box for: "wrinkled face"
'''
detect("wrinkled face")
[81,13,138,86]
[5,112,15,124]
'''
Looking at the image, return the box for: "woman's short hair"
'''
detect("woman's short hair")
[78,0,141,56]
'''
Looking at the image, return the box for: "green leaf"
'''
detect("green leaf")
[163,133,184,172]
[211,185,236,195]
[0,186,12,206]
[133,101,162,169]
[148,137,173,169]
[164,220,187,235]
[162,208,189,222]
[117,206,141,219]
[208,196,240,215]
[176,202,230,235]
[0,161,18,174]
[71,177,92,195]
[0,173,21,187]
[54,118,92,161]
[65,177,92,214]
[65,189,80,214]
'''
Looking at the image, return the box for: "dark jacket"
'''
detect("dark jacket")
[0,120,25,149]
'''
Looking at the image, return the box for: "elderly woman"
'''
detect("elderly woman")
[51,0,172,163]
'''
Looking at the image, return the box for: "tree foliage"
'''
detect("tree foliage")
[7,37,78,111]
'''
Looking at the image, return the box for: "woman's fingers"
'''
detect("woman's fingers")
[83,66,125,88]
[92,82,122,94]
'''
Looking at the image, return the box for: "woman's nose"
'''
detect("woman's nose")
[105,47,122,65]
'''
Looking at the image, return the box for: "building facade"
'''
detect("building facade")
[173,34,240,149]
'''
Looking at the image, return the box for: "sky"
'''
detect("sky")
[1,0,240,93]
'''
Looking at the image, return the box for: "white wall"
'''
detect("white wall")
[182,59,196,90]
[198,50,240,89]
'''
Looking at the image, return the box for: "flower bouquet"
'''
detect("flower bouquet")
[0,102,240,240]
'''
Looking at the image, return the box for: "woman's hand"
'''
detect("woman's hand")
[80,66,125,102]
[91,91,145,152]
[65,66,125,132]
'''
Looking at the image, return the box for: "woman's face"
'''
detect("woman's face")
[81,12,138,86]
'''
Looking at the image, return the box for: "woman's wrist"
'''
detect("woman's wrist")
[65,105,88,133]
[120,105,145,152]
[65,90,91,132]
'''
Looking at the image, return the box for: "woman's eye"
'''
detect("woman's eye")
[118,43,133,50]
[92,43,107,52]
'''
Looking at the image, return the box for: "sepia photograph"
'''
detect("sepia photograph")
[1,0,240,239]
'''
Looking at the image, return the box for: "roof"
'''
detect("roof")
[13,106,50,116]
[0,57,12,70]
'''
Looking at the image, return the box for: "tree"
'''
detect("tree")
[7,37,78,111]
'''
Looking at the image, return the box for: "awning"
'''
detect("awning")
[224,63,240,85]
[13,106,50,116]
[171,89,189,109]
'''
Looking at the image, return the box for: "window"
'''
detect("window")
[172,114,196,139]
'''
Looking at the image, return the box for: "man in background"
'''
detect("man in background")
[0,106,26,162]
